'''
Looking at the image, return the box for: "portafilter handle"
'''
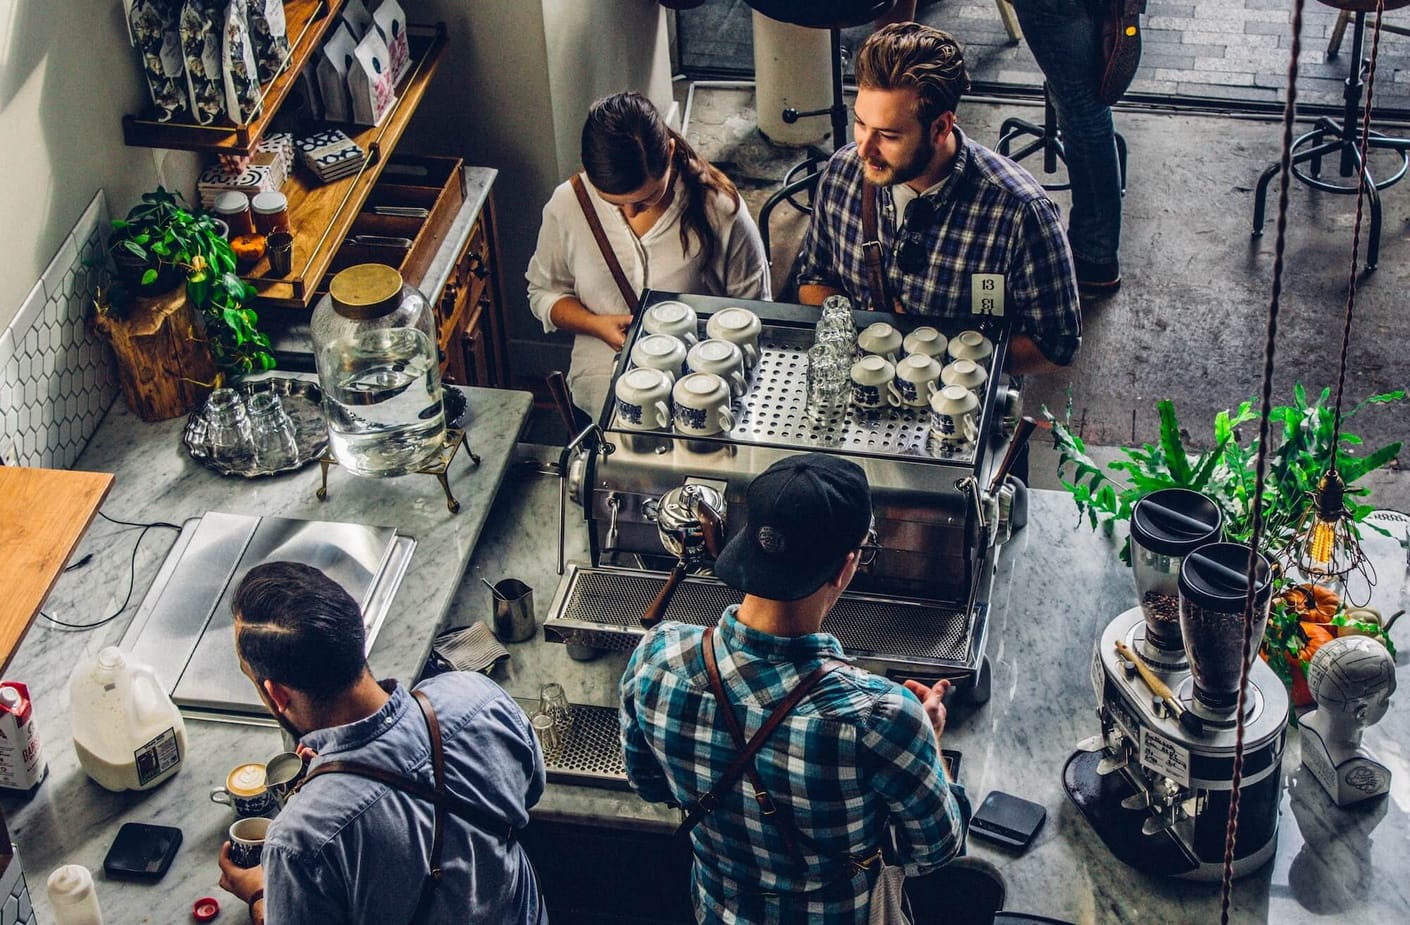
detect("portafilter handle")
[642,560,687,629]
[986,416,1038,497]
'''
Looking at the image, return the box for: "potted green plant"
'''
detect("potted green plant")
[1044,385,1404,701]
[102,187,275,379]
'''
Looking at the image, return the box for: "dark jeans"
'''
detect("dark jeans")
[1009,0,1123,266]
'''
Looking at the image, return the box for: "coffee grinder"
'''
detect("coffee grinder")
[1064,490,1290,880]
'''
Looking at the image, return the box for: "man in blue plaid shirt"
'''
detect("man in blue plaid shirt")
[796,23,1082,375]
[619,454,969,923]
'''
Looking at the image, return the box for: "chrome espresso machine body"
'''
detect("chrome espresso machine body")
[544,292,1023,693]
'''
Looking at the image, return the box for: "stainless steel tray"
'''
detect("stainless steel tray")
[183,377,329,478]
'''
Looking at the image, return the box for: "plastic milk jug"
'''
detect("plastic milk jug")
[69,648,187,792]
[47,865,104,925]
[0,681,47,793]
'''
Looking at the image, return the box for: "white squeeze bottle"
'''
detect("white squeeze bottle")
[47,864,104,925]
[69,647,187,791]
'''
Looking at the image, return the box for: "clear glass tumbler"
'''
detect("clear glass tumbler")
[247,391,299,470]
[806,343,850,420]
[205,388,253,464]
[539,682,574,731]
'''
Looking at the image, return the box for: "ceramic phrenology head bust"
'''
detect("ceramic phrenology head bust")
[1308,635,1397,731]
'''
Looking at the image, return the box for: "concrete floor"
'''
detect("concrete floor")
[681,82,1410,512]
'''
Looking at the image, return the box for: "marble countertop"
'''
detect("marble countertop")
[464,465,1410,923]
[0,384,531,922]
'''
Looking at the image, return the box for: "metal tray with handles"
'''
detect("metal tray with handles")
[183,377,330,478]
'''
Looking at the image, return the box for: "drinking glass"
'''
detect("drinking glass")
[205,388,253,464]
[247,391,299,470]
[806,344,850,418]
[539,682,574,731]
[531,712,562,757]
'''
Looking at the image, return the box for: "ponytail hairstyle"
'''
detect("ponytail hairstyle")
[582,91,741,265]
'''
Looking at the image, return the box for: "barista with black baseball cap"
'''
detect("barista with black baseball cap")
[619,453,971,924]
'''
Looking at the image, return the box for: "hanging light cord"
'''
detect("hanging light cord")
[1220,0,1308,916]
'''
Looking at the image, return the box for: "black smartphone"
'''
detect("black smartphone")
[941,748,962,782]
[104,822,182,881]
[969,790,1046,851]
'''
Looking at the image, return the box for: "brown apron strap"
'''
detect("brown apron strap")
[413,690,447,887]
[570,173,641,313]
[860,181,896,313]
[677,626,842,862]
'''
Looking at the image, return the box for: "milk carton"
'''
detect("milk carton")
[0,682,47,794]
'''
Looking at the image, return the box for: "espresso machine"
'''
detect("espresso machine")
[1065,490,1290,880]
[543,292,1025,708]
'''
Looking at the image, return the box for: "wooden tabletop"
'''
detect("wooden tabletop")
[0,466,113,674]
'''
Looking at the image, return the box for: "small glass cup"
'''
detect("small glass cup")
[539,682,573,731]
[205,388,253,464]
[531,711,562,757]
[806,343,850,418]
[247,391,298,470]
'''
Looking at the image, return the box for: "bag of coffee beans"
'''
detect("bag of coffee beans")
[246,0,290,84]
[178,0,225,125]
[128,0,189,122]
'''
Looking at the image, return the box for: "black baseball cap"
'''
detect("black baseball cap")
[714,453,873,602]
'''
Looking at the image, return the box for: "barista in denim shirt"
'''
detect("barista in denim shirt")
[216,562,546,924]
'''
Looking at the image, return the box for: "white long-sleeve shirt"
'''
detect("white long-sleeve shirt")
[527,171,771,417]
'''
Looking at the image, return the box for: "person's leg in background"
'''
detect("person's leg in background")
[1008,0,1124,295]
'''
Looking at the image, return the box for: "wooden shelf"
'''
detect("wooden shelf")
[122,0,347,155]
[244,24,449,309]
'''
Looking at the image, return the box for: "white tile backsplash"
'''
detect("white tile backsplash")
[1,190,119,469]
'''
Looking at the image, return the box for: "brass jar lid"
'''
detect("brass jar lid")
[329,264,404,320]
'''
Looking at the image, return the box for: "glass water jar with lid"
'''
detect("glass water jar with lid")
[312,264,446,477]
[1129,488,1223,664]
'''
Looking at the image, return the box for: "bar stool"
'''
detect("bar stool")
[996,83,1129,194]
[749,1,895,262]
[1251,1,1410,271]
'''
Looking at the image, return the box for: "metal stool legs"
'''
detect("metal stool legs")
[1252,11,1410,271]
[996,83,1129,194]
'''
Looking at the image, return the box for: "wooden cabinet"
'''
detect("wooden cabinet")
[437,195,509,388]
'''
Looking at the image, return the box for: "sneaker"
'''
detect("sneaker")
[1073,257,1122,297]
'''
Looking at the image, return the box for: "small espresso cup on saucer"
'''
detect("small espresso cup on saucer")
[630,333,687,383]
[228,816,271,869]
[705,307,762,368]
[264,751,307,809]
[940,358,989,397]
[641,300,699,346]
[210,762,275,817]
[930,384,980,449]
[673,372,736,435]
[893,354,942,407]
[686,338,748,399]
[850,355,900,411]
[948,329,994,366]
[856,322,903,363]
[615,367,673,431]
[903,325,947,360]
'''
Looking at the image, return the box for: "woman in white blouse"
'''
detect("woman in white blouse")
[527,91,771,420]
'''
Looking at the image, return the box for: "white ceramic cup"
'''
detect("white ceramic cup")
[948,329,994,366]
[672,372,736,435]
[704,307,762,368]
[929,384,980,447]
[940,358,989,397]
[614,367,673,430]
[850,355,900,410]
[641,300,699,346]
[228,816,271,869]
[630,333,688,383]
[856,322,903,363]
[686,338,748,399]
[903,325,947,360]
[893,354,943,407]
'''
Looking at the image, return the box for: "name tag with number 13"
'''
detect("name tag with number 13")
[971,274,1005,317]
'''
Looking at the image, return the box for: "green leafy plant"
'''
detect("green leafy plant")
[1044,386,1404,689]
[101,187,275,379]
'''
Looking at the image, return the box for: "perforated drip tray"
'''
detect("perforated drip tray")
[515,698,631,789]
[542,565,983,679]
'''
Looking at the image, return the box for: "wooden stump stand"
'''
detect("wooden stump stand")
[94,289,218,422]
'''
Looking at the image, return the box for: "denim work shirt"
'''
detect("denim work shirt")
[620,608,969,925]
[796,126,1082,367]
[263,675,547,924]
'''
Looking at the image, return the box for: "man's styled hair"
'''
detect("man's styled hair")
[233,561,367,701]
[855,23,971,128]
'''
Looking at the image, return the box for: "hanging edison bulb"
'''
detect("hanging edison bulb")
[1287,466,1376,605]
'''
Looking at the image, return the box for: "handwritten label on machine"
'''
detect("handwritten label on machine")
[1139,727,1191,787]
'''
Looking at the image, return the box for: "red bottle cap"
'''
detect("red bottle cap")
[193,896,220,921]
